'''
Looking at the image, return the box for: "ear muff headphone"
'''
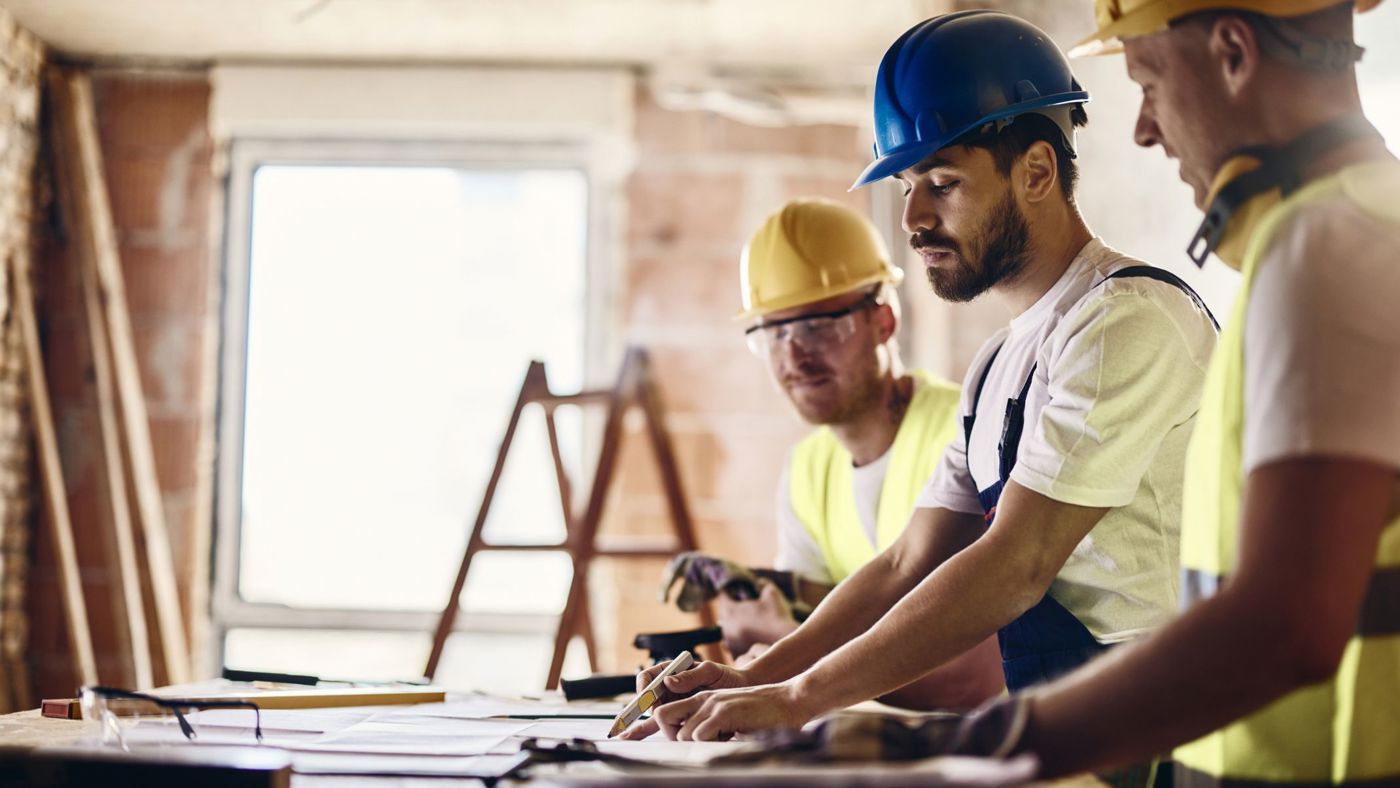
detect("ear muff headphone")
[1188,113,1379,268]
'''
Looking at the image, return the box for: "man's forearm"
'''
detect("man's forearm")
[791,527,1048,714]
[1022,459,1396,777]
[787,485,1110,715]
[745,549,921,685]
[1019,586,1316,776]
[794,576,833,609]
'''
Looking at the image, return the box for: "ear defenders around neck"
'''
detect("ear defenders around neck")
[1188,113,1378,269]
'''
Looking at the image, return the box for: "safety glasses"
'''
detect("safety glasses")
[744,294,878,358]
[80,685,264,750]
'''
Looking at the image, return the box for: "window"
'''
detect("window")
[214,140,597,692]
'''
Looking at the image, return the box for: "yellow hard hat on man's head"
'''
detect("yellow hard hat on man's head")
[737,198,903,322]
[1070,0,1381,57]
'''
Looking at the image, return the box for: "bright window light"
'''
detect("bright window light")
[227,163,589,689]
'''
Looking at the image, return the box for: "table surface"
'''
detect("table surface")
[0,703,1104,787]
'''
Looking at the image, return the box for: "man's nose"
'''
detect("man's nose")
[901,185,940,235]
[1134,102,1161,150]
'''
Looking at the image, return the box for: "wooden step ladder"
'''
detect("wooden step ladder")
[425,347,715,688]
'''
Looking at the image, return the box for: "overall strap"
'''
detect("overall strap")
[962,344,1002,457]
[964,265,1218,503]
[1104,265,1220,331]
[963,343,1037,493]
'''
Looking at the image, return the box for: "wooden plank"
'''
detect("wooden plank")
[42,685,447,720]
[47,68,189,683]
[45,75,156,692]
[9,251,97,686]
[80,248,155,690]
[0,656,12,712]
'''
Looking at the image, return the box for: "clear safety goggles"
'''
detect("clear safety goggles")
[80,685,264,750]
[744,293,878,358]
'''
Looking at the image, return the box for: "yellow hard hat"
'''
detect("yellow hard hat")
[737,198,903,321]
[1070,0,1382,57]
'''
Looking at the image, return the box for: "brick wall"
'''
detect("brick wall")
[15,68,1003,691]
[0,9,43,713]
[27,70,217,699]
[589,86,878,670]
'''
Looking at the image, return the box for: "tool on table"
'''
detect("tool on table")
[607,650,695,738]
[41,684,447,720]
[221,667,430,687]
[559,625,722,701]
[634,626,721,661]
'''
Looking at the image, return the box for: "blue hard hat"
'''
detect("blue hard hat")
[852,10,1090,189]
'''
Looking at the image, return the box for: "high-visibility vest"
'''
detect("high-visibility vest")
[1175,161,1400,784]
[789,370,960,584]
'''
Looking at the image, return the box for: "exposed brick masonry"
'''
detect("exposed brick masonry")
[0,8,43,713]
[591,87,875,669]
[26,71,216,701]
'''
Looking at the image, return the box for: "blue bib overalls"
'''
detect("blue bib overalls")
[964,266,1217,691]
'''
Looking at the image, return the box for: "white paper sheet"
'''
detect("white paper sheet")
[191,706,380,734]
[514,718,612,741]
[299,717,530,755]
[412,691,622,720]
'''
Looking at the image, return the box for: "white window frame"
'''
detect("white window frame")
[207,64,632,676]
[211,137,606,675]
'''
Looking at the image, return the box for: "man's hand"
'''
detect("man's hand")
[652,681,815,741]
[615,659,752,740]
[716,579,797,657]
[734,643,770,667]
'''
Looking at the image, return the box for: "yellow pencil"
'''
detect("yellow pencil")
[607,650,696,738]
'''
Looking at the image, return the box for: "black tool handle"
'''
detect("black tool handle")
[559,673,637,701]
[222,668,320,686]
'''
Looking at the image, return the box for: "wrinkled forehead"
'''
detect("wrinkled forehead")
[1122,32,1169,80]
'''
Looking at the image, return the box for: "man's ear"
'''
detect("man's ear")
[874,302,898,344]
[1210,14,1260,99]
[1017,139,1059,204]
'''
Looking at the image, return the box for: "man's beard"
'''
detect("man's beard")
[784,355,883,427]
[914,190,1031,303]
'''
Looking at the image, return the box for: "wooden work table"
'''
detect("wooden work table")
[0,701,1105,787]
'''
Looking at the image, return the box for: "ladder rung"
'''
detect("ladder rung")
[473,538,684,558]
[475,542,568,552]
[530,390,613,408]
[594,536,683,557]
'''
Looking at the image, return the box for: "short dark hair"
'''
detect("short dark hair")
[949,108,1089,200]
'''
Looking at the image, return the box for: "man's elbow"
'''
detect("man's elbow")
[1000,547,1062,612]
[1281,624,1351,688]
[1226,589,1351,690]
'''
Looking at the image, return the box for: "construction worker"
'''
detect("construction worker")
[621,10,1219,748]
[897,1,1400,782]
[663,197,1005,711]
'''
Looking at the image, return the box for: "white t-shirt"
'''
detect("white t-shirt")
[774,448,891,585]
[916,238,1218,643]
[1244,169,1400,476]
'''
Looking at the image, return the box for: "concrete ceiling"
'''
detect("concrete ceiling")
[1,0,956,74]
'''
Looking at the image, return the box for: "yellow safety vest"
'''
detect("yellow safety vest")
[789,370,960,584]
[1175,161,1400,785]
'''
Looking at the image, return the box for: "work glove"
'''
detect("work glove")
[717,711,963,763]
[948,695,1030,759]
[658,552,802,613]
[714,698,1030,763]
